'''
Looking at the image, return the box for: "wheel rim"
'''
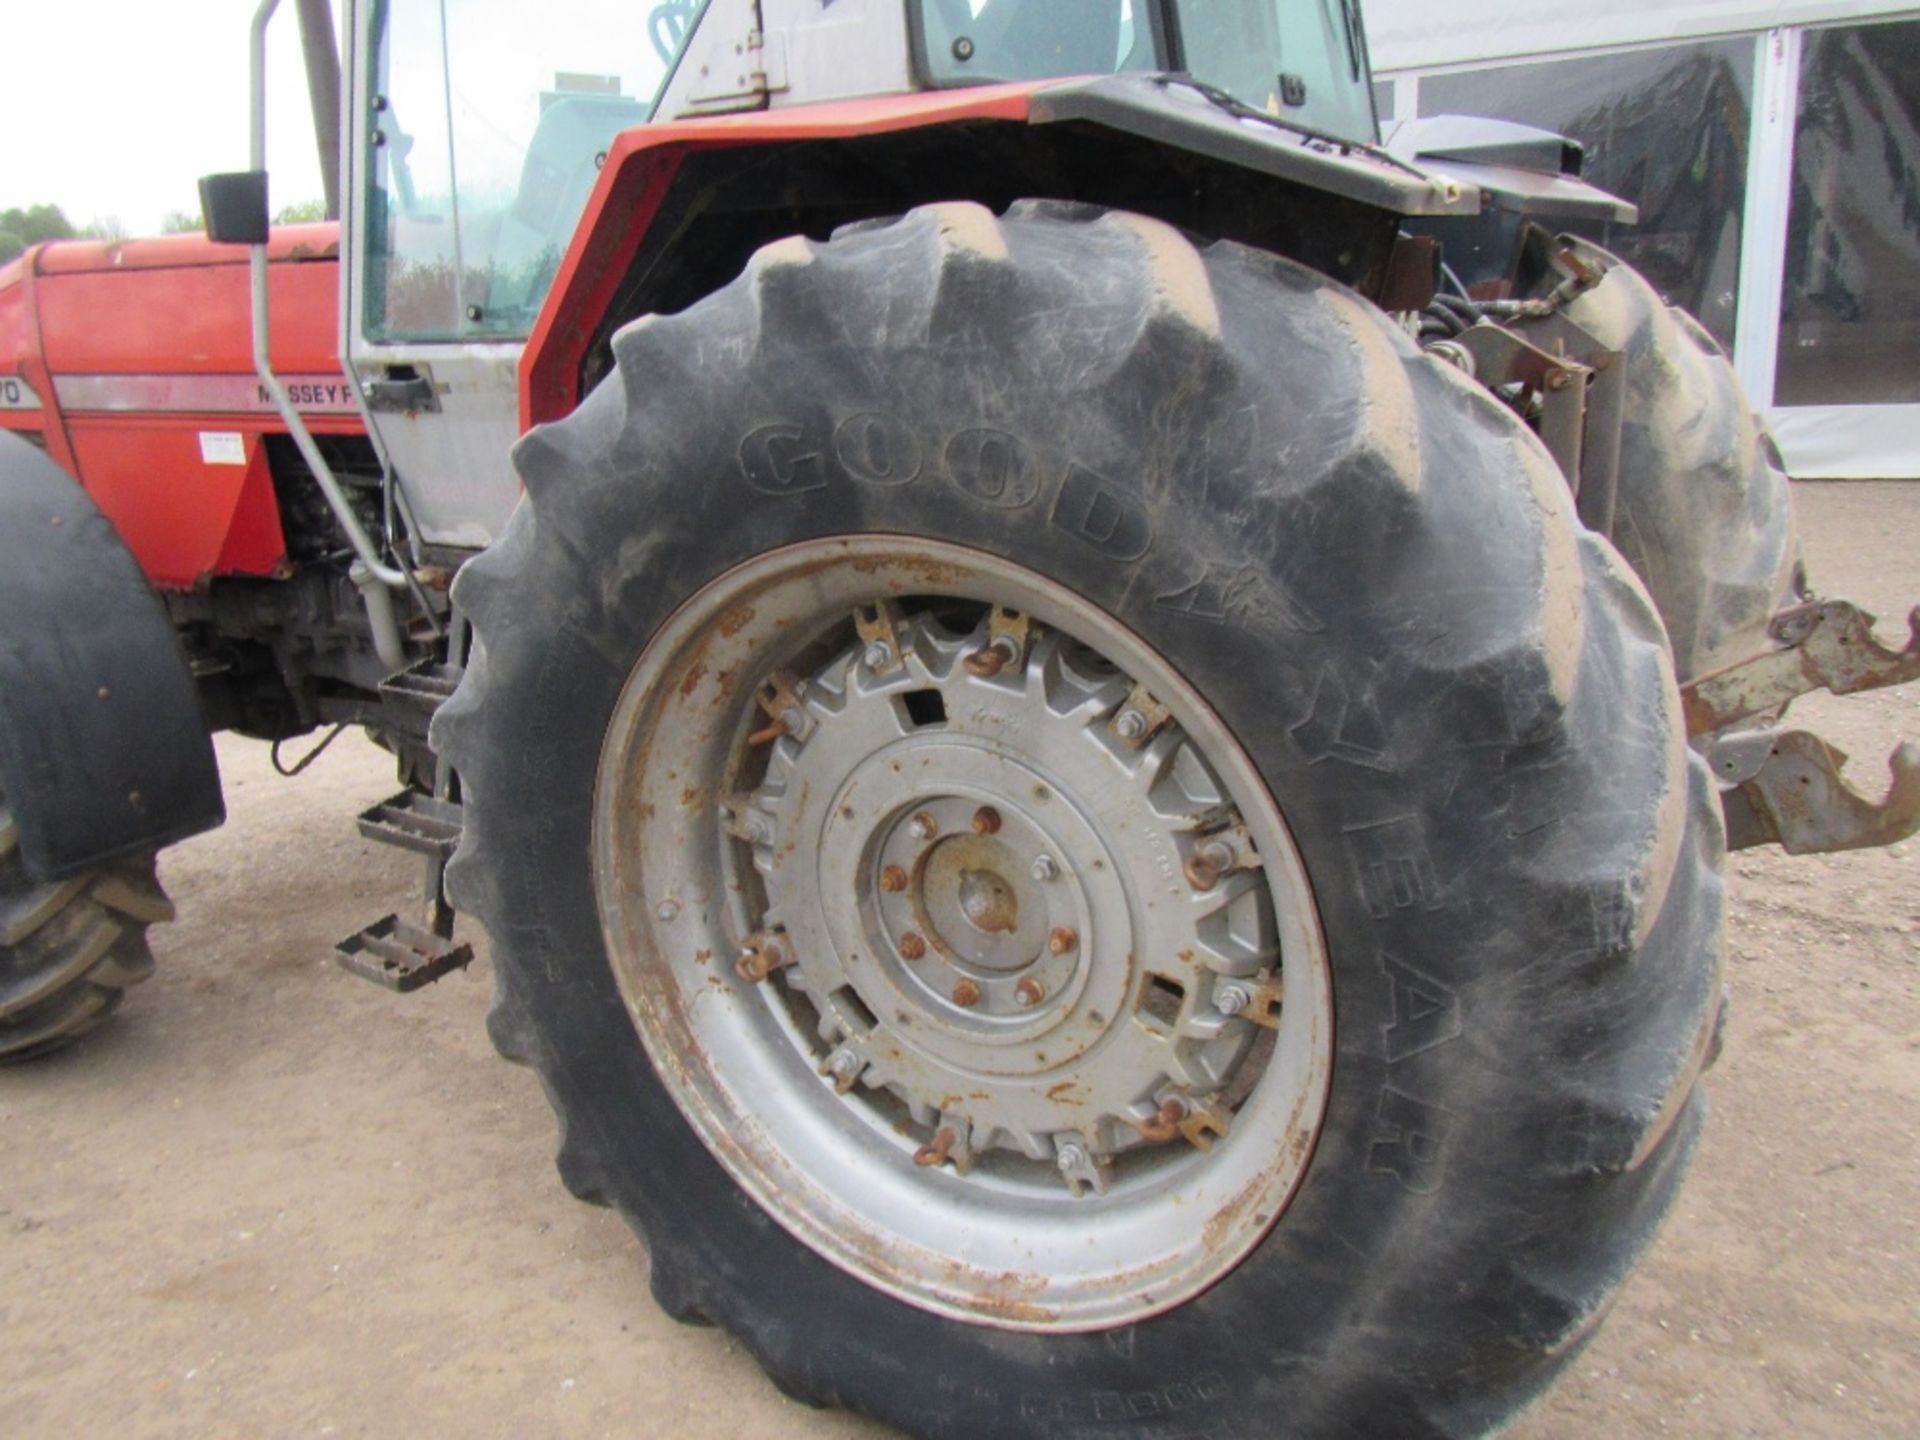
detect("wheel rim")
[593,537,1333,1330]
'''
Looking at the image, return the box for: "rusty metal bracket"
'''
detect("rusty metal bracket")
[1453,321,1594,489]
[1682,600,1920,737]
[1710,729,1920,855]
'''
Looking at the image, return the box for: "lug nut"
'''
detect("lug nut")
[879,864,909,893]
[862,641,894,670]
[1047,926,1078,956]
[744,813,774,847]
[909,812,938,841]
[1015,977,1045,1008]
[914,1127,958,1168]
[972,806,1001,835]
[1055,1143,1087,1173]
[899,932,928,961]
[1114,708,1147,740]
[825,1048,863,1093]
[1215,982,1251,1017]
[951,978,981,1007]
[1030,854,1058,882]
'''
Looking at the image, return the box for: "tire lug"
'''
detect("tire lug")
[1047,926,1078,956]
[951,977,981,1007]
[971,805,1001,835]
[879,864,909,893]
[899,932,928,961]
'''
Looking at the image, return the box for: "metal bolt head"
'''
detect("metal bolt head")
[1015,977,1045,1008]
[879,864,909,893]
[655,899,680,922]
[899,932,928,961]
[1047,926,1078,956]
[779,707,805,733]
[1215,983,1251,1017]
[909,812,938,841]
[1114,709,1147,740]
[1056,1142,1087,1173]
[1030,854,1058,883]
[972,805,1001,835]
[951,977,981,1008]
[744,813,774,846]
[862,640,894,671]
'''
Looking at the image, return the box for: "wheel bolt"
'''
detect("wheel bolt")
[909,812,938,841]
[879,864,909,893]
[862,641,894,670]
[1114,709,1147,740]
[1015,977,1045,1008]
[1056,1143,1087,1173]
[951,978,981,1007]
[1030,855,1058,882]
[899,932,927,961]
[744,813,774,846]
[1047,926,1078,956]
[972,806,1001,835]
[1215,983,1252,1017]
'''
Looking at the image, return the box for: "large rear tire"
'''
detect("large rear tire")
[438,202,1726,1436]
[0,788,172,1063]
[1560,239,1803,682]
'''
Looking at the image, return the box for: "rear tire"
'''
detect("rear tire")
[438,202,1726,1437]
[1559,238,1803,681]
[0,790,171,1063]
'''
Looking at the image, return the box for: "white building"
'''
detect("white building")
[1366,1,1920,478]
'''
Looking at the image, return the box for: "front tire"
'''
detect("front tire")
[0,789,172,1062]
[438,202,1725,1436]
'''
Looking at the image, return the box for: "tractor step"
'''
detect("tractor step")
[335,914,474,992]
[356,790,463,861]
[377,658,463,737]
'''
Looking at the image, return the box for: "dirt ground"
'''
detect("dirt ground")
[2,482,1914,1439]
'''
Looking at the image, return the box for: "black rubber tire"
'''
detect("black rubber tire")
[1558,237,1803,682]
[0,788,172,1063]
[437,201,1727,1438]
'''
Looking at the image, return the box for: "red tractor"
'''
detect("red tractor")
[3,1,1915,1433]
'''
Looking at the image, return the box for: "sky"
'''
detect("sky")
[2,1,338,236]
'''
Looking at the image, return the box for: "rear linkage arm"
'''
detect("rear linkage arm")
[1685,600,1920,855]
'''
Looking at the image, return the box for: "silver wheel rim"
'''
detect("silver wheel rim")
[593,537,1333,1330]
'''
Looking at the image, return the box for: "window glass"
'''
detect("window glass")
[1172,0,1375,143]
[914,1,1376,144]
[1776,19,1920,408]
[364,0,706,343]
[1420,40,1755,353]
[916,0,1157,85]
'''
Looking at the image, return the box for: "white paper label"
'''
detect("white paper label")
[199,431,247,466]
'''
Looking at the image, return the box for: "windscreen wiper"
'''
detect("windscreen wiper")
[1151,74,1428,179]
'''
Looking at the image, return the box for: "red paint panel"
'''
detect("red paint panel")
[37,252,339,378]
[523,83,1042,429]
[66,423,286,588]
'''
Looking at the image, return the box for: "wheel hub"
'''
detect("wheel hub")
[592,538,1333,1328]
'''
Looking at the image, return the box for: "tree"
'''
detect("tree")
[0,203,79,263]
[274,198,328,224]
[160,210,205,235]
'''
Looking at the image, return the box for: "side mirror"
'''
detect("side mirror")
[198,171,271,245]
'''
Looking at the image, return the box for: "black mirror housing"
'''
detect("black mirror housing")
[198,171,271,245]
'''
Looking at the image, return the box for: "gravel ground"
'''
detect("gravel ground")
[1,482,1913,1439]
